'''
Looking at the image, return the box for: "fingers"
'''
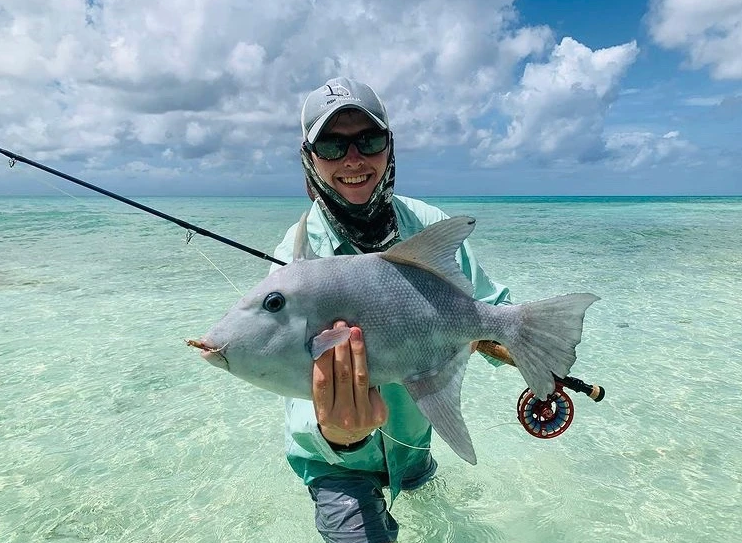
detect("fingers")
[331,321,355,416]
[348,326,385,426]
[312,343,335,425]
[350,327,369,397]
[312,321,389,446]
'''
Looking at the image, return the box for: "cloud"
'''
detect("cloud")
[605,130,695,170]
[0,0,554,168]
[648,0,742,79]
[4,0,693,193]
[473,38,639,166]
[681,96,725,107]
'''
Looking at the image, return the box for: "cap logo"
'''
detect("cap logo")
[321,83,362,108]
[325,84,350,97]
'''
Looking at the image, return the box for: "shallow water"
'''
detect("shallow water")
[2,195,741,542]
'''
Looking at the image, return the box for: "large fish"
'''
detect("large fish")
[191,215,599,464]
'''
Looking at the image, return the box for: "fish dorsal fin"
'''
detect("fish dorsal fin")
[293,212,319,261]
[381,216,475,296]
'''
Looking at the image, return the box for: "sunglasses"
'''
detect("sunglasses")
[304,129,390,160]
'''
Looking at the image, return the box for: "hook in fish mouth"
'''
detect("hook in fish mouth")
[186,339,230,371]
[186,339,229,353]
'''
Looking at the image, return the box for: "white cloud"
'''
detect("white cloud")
[0,0,553,167]
[605,130,695,170]
[122,160,180,177]
[682,96,725,107]
[474,38,639,166]
[227,42,266,85]
[648,0,742,79]
[1,0,679,189]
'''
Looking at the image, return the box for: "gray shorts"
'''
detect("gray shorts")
[307,455,437,543]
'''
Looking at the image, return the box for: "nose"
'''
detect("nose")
[342,143,364,168]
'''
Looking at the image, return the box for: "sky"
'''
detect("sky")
[1,0,741,196]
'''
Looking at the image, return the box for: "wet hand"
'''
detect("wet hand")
[312,321,388,447]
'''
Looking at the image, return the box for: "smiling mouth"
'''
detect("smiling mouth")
[338,174,371,185]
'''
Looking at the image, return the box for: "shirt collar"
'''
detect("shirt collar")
[307,200,345,253]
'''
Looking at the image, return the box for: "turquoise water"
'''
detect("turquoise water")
[2,195,741,542]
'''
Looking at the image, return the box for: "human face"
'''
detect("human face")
[309,110,390,205]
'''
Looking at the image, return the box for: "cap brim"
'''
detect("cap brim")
[306,104,388,144]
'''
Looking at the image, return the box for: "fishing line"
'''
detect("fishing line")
[378,429,431,450]
[3,146,274,294]
[185,231,244,296]
[1,147,287,266]
[379,421,522,452]
[35,176,84,201]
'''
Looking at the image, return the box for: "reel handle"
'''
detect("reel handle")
[476,340,605,402]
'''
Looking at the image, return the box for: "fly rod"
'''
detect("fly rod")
[1,147,287,266]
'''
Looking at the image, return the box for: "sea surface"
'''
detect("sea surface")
[1,194,741,542]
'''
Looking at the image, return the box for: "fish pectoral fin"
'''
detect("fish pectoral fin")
[404,349,476,465]
[309,326,352,360]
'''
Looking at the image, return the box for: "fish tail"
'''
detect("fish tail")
[496,293,599,400]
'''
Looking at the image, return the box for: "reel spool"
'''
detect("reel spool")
[516,383,575,439]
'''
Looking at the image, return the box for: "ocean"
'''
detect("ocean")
[1,194,741,542]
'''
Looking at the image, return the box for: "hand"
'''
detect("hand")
[312,321,388,447]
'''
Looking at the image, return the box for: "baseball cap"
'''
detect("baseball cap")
[301,77,389,144]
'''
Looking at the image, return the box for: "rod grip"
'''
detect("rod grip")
[476,341,605,402]
[476,340,515,366]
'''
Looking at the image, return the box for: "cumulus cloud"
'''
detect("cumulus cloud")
[605,130,695,170]
[0,0,553,168]
[2,0,681,191]
[648,0,742,79]
[474,38,639,166]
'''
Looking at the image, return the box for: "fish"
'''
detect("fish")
[190,215,599,465]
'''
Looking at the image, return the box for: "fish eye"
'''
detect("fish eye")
[262,292,285,313]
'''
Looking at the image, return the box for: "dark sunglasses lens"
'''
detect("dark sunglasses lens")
[312,131,389,160]
[356,132,388,155]
[313,139,348,160]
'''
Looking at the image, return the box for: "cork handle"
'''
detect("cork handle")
[476,340,515,366]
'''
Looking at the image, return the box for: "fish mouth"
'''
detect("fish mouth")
[186,339,230,371]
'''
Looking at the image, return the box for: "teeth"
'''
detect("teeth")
[340,174,369,185]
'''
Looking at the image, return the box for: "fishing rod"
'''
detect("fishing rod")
[3,147,604,438]
[0,147,287,266]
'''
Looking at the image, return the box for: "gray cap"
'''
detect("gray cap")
[301,77,389,144]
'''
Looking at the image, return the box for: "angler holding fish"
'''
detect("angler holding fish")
[191,78,599,543]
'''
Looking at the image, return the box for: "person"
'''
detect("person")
[269,77,511,543]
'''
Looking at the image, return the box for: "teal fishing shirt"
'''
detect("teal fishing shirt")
[270,195,511,503]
